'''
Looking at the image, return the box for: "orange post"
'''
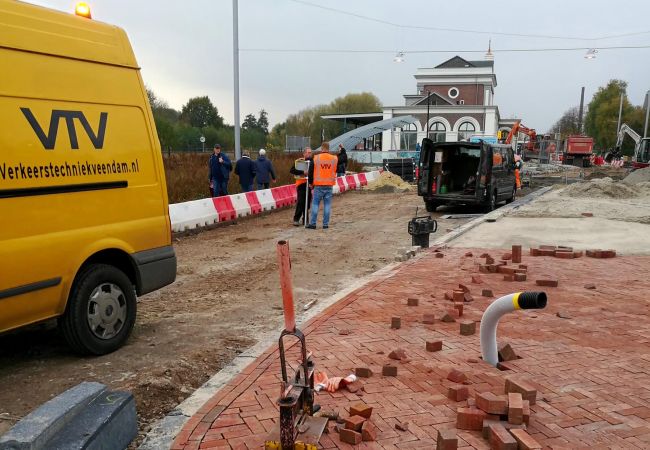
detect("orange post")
[276,240,296,332]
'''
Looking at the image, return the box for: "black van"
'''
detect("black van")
[417,138,517,212]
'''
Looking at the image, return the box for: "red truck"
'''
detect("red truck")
[562,135,594,167]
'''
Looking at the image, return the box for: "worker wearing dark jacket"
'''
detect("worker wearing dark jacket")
[255,149,276,190]
[208,144,232,197]
[336,145,348,177]
[290,147,313,226]
[234,151,257,192]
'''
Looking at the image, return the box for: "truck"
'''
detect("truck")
[562,135,594,167]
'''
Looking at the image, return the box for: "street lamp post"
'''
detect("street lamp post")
[233,0,241,160]
[644,90,650,139]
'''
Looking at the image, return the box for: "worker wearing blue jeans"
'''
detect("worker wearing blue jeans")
[307,142,338,230]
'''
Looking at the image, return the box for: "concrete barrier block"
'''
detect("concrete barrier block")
[0,381,106,450]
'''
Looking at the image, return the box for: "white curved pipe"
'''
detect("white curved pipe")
[480,291,547,366]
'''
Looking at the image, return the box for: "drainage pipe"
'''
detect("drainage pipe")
[480,291,547,366]
[276,240,296,332]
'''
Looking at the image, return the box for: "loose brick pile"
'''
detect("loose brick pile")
[171,247,650,449]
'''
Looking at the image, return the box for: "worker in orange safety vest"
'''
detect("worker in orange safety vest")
[289,147,313,226]
[306,142,338,229]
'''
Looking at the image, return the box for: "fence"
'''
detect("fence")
[285,135,310,153]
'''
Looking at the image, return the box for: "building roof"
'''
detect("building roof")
[316,116,418,152]
[434,56,494,69]
[320,112,383,127]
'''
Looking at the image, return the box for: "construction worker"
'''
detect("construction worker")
[307,142,338,230]
[514,154,523,190]
[289,147,312,226]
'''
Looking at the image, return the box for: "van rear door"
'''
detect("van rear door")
[418,138,434,196]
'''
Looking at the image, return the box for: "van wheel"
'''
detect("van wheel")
[486,191,498,212]
[425,201,438,212]
[60,264,137,356]
[505,185,516,204]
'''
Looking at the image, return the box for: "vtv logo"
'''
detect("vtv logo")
[21,108,108,150]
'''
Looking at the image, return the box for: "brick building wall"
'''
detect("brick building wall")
[423,84,485,106]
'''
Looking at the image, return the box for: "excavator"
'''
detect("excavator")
[607,124,650,168]
[504,120,538,158]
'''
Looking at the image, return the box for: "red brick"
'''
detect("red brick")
[388,348,406,360]
[453,303,464,317]
[459,320,476,336]
[354,367,372,378]
[522,400,530,425]
[471,275,483,284]
[505,378,537,405]
[458,283,470,293]
[344,414,366,431]
[487,264,498,273]
[555,251,574,259]
[489,423,518,450]
[436,429,458,450]
[482,420,526,440]
[514,268,527,275]
[391,317,401,329]
[407,297,419,306]
[498,343,517,362]
[584,283,596,290]
[441,312,456,323]
[444,291,453,300]
[447,368,467,383]
[586,249,600,257]
[539,245,557,250]
[535,278,558,287]
[435,252,444,258]
[557,245,573,252]
[447,385,469,402]
[464,251,473,257]
[423,313,436,324]
[573,250,584,257]
[510,428,542,449]
[518,264,527,269]
[479,264,490,273]
[463,292,474,302]
[508,392,524,425]
[482,289,494,297]
[339,428,362,444]
[529,248,541,256]
[480,252,490,258]
[511,245,522,263]
[456,407,486,431]
[382,365,397,376]
[349,403,373,419]
[486,255,495,264]
[498,266,516,275]
[514,273,527,282]
[426,340,443,352]
[538,249,556,257]
[502,252,512,260]
[581,212,593,217]
[453,290,465,303]
[360,420,377,441]
[601,249,617,258]
[503,274,514,282]
[476,392,508,415]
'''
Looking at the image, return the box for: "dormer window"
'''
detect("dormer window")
[448,87,459,99]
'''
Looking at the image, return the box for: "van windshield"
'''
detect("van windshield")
[458,147,481,158]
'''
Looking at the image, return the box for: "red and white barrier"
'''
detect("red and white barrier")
[169,171,382,232]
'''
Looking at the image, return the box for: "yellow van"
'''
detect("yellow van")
[0,1,176,355]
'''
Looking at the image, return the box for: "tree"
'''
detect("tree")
[549,106,583,139]
[257,109,269,134]
[242,113,258,131]
[584,80,636,151]
[266,122,286,151]
[284,92,382,146]
[180,96,223,129]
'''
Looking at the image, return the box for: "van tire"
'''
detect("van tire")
[505,185,516,204]
[425,201,438,212]
[486,190,498,212]
[60,264,137,356]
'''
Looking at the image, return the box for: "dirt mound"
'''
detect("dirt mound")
[364,171,414,193]
[559,177,641,199]
[623,167,650,184]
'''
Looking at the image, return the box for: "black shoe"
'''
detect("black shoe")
[323,225,329,229]
[306,224,316,229]
[293,221,300,227]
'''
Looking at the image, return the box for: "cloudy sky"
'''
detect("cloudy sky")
[32,0,650,132]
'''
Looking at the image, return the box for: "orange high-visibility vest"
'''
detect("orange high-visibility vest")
[313,153,338,186]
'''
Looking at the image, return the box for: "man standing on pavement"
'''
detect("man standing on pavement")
[208,144,232,197]
[290,147,313,226]
[255,149,276,190]
[234,150,256,192]
[307,142,338,230]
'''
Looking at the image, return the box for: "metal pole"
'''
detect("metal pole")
[616,92,624,135]
[577,87,585,134]
[426,92,431,140]
[304,160,310,229]
[643,91,650,139]
[232,0,241,160]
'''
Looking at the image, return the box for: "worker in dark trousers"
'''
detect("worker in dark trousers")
[290,147,312,226]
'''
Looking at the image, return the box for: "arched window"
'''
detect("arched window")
[428,122,446,143]
[400,123,418,151]
[458,121,476,141]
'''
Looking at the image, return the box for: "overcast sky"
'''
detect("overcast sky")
[33,0,650,133]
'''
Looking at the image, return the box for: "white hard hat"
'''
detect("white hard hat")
[259,148,266,156]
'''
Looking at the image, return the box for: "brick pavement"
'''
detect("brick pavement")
[171,247,650,449]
